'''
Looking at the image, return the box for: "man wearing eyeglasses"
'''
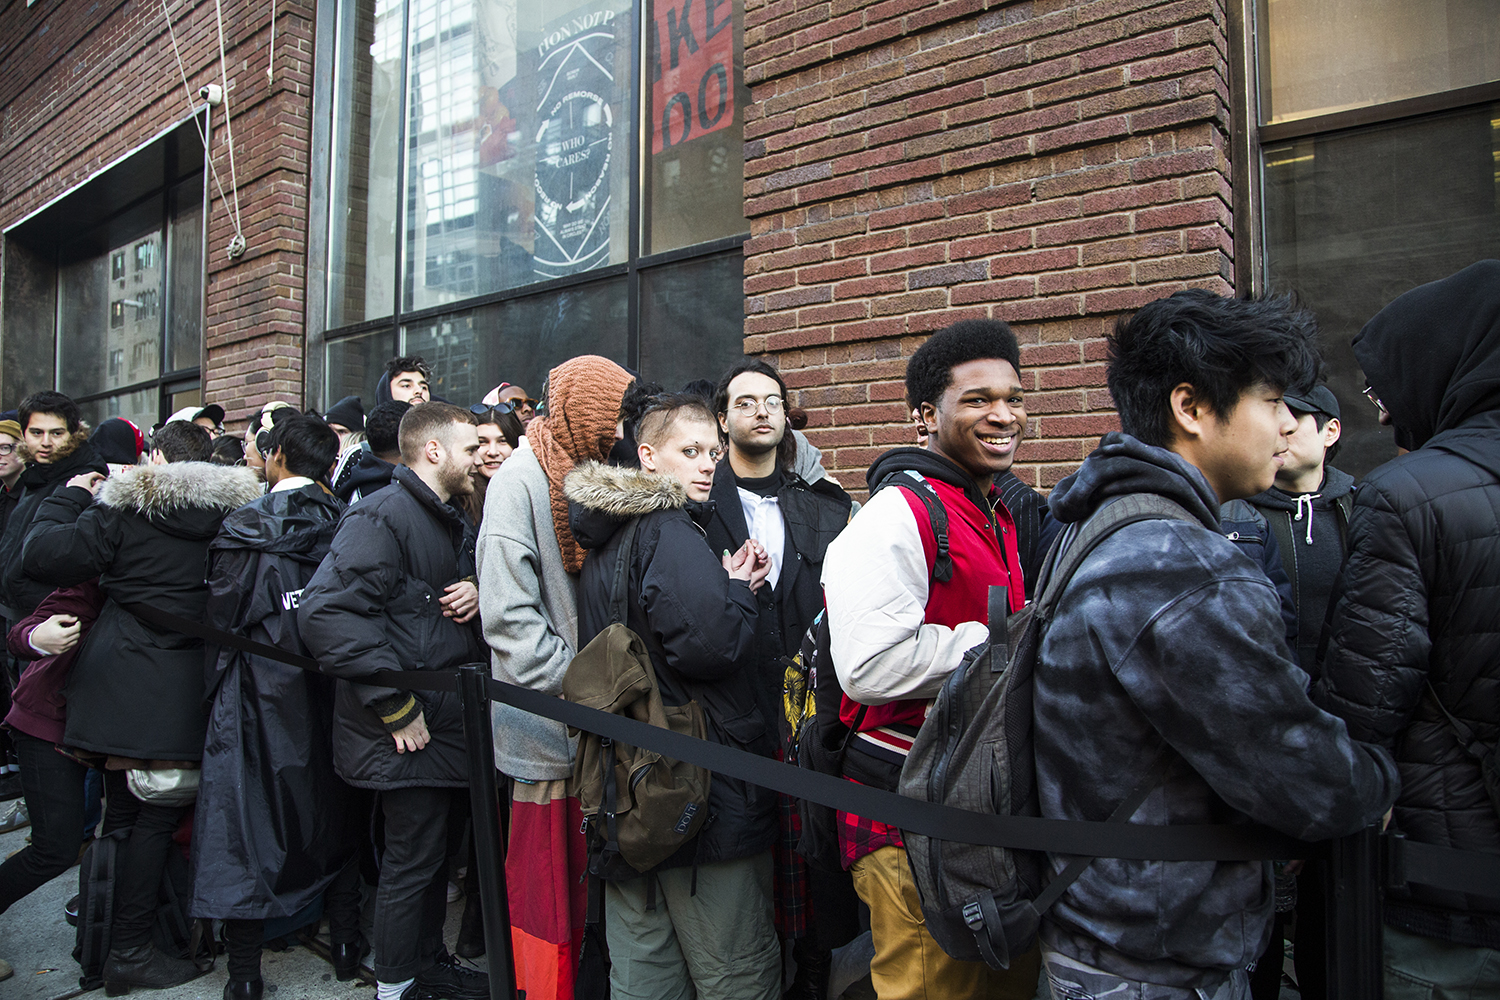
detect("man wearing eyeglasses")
[704,359,853,1000]
[0,419,24,536]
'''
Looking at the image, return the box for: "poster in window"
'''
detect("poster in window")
[649,0,735,154]
[532,6,619,280]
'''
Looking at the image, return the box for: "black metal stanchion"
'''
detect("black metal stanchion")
[1325,826,1382,998]
[458,663,523,1000]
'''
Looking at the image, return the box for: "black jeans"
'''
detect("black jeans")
[0,730,89,913]
[102,768,190,950]
[374,786,455,982]
[222,859,365,980]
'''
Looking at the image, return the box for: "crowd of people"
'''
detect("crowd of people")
[0,260,1495,1000]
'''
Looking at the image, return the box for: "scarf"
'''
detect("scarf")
[526,355,634,573]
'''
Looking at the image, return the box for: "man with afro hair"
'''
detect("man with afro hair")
[820,318,1042,999]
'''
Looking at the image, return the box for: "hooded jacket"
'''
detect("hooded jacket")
[4,579,105,745]
[1037,433,1398,989]
[566,462,773,866]
[0,430,108,619]
[1318,259,1500,948]
[1224,465,1356,677]
[192,483,358,920]
[298,465,486,790]
[20,461,263,760]
[333,445,397,504]
[702,460,851,733]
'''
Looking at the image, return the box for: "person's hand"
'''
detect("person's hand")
[392,711,429,753]
[723,540,771,592]
[67,472,106,495]
[440,580,479,623]
[31,614,81,655]
[744,544,771,593]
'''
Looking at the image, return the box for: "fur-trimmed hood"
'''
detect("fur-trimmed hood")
[565,461,705,552]
[99,461,263,539]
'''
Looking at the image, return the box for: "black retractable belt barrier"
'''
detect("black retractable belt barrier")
[1327,826,1383,998]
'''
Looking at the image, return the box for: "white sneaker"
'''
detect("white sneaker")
[446,880,462,903]
[0,800,28,834]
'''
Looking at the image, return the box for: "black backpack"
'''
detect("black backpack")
[782,470,954,870]
[74,824,215,989]
[898,493,1195,970]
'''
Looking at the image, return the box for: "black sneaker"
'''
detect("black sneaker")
[403,950,490,1000]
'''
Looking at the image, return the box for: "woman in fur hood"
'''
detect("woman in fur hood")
[20,420,262,994]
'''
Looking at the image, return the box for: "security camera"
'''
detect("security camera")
[200,84,223,107]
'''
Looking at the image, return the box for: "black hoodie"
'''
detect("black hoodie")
[1320,259,1500,947]
[0,430,108,619]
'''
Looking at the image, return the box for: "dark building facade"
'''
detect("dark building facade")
[1,0,1496,490]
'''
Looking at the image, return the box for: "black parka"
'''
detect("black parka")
[702,462,851,734]
[566,462,773,867]
[191,482,359,921]
[298,466,486,790]
[0,431,108,620]
[21,461,264,760]
[1318,260,1500,948]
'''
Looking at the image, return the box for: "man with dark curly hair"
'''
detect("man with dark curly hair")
[820,319,1042,999]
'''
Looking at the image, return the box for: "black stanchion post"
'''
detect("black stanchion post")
[458,663,523,1000]
[1325,826,1382,998]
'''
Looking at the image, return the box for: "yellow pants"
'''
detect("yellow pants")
[850,845,1040,1000]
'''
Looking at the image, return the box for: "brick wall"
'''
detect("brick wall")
[742,0,1234,494]
[0,0,316,425]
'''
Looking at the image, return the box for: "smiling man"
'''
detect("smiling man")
[821,319,1041,1000]
[1033,290,1398,1000]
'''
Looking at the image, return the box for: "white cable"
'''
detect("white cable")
[267,0,275,84]
[211,0,247,256]
[161,0,241,255]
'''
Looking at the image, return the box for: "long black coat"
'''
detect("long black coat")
[1319,260,1500,948]
[0,430,107,619]
[298,466,486,790]
[21,461,264,760]
[566,462,772,867]
[191,483,359,921]
[702,462,850,733]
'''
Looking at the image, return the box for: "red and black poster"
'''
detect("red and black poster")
[649,0,736,154]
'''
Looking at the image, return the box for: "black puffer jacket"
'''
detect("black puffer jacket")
[21,461,263,759]
[298,466,486,790]
[1038,434,1398,988]
[702,462,851,733]
[566,462,772,867]
[1318,259,1500,948]
[0,430,108,619]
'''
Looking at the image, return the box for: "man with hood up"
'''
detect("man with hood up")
[1318,260,1500,998]
[1033,290,1398,999]
[477,354,633,1000]
[193,415,363,1000]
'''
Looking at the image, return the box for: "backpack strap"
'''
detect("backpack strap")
[608,519,640,625]
[1426,682,1497,781]
[874,471,953,583]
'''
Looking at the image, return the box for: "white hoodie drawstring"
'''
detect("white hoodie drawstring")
[1294,493,1319,544]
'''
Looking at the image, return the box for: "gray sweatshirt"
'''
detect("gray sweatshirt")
[477,443,579,781]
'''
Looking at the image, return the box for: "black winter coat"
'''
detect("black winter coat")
[191,483,359,920]
[702,462,851,733]
[1319,259,1500,948]
[566,462,773,867]
[298,466,486,790]
[21,461,264,760]
[0,431,108,620]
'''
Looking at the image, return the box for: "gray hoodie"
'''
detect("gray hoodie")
[477,443,579,781]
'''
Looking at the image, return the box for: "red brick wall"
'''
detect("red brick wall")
[742,0,1234,494]
[0,0,316,425]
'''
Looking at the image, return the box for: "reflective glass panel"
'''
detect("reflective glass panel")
[1258,0,1500,124]
[402,0,634,313]
[638,251,745,389]
[328,0,403,326]
[1261,103,1500,477]
[644,0,749,253]
[79,389,158,437]
[167,175,205,373]
[325,326,399,407]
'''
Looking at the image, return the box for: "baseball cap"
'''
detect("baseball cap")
[1283,385,1340,421]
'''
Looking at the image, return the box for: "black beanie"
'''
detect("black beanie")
[91,417,144,465]
[325,395,365,432]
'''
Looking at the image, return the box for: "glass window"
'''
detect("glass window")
[167,175,204,372]
[1261,103,1500,476]
[325,326,399,406]
[639,251,745,389]
[328,0,404,327]
[401,0,634,314]
[644,0,749,253]
[78,389,158,437]
[1257,0,1500,124]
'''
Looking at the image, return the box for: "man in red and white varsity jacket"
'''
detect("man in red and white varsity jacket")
[821,319,1041,1000]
